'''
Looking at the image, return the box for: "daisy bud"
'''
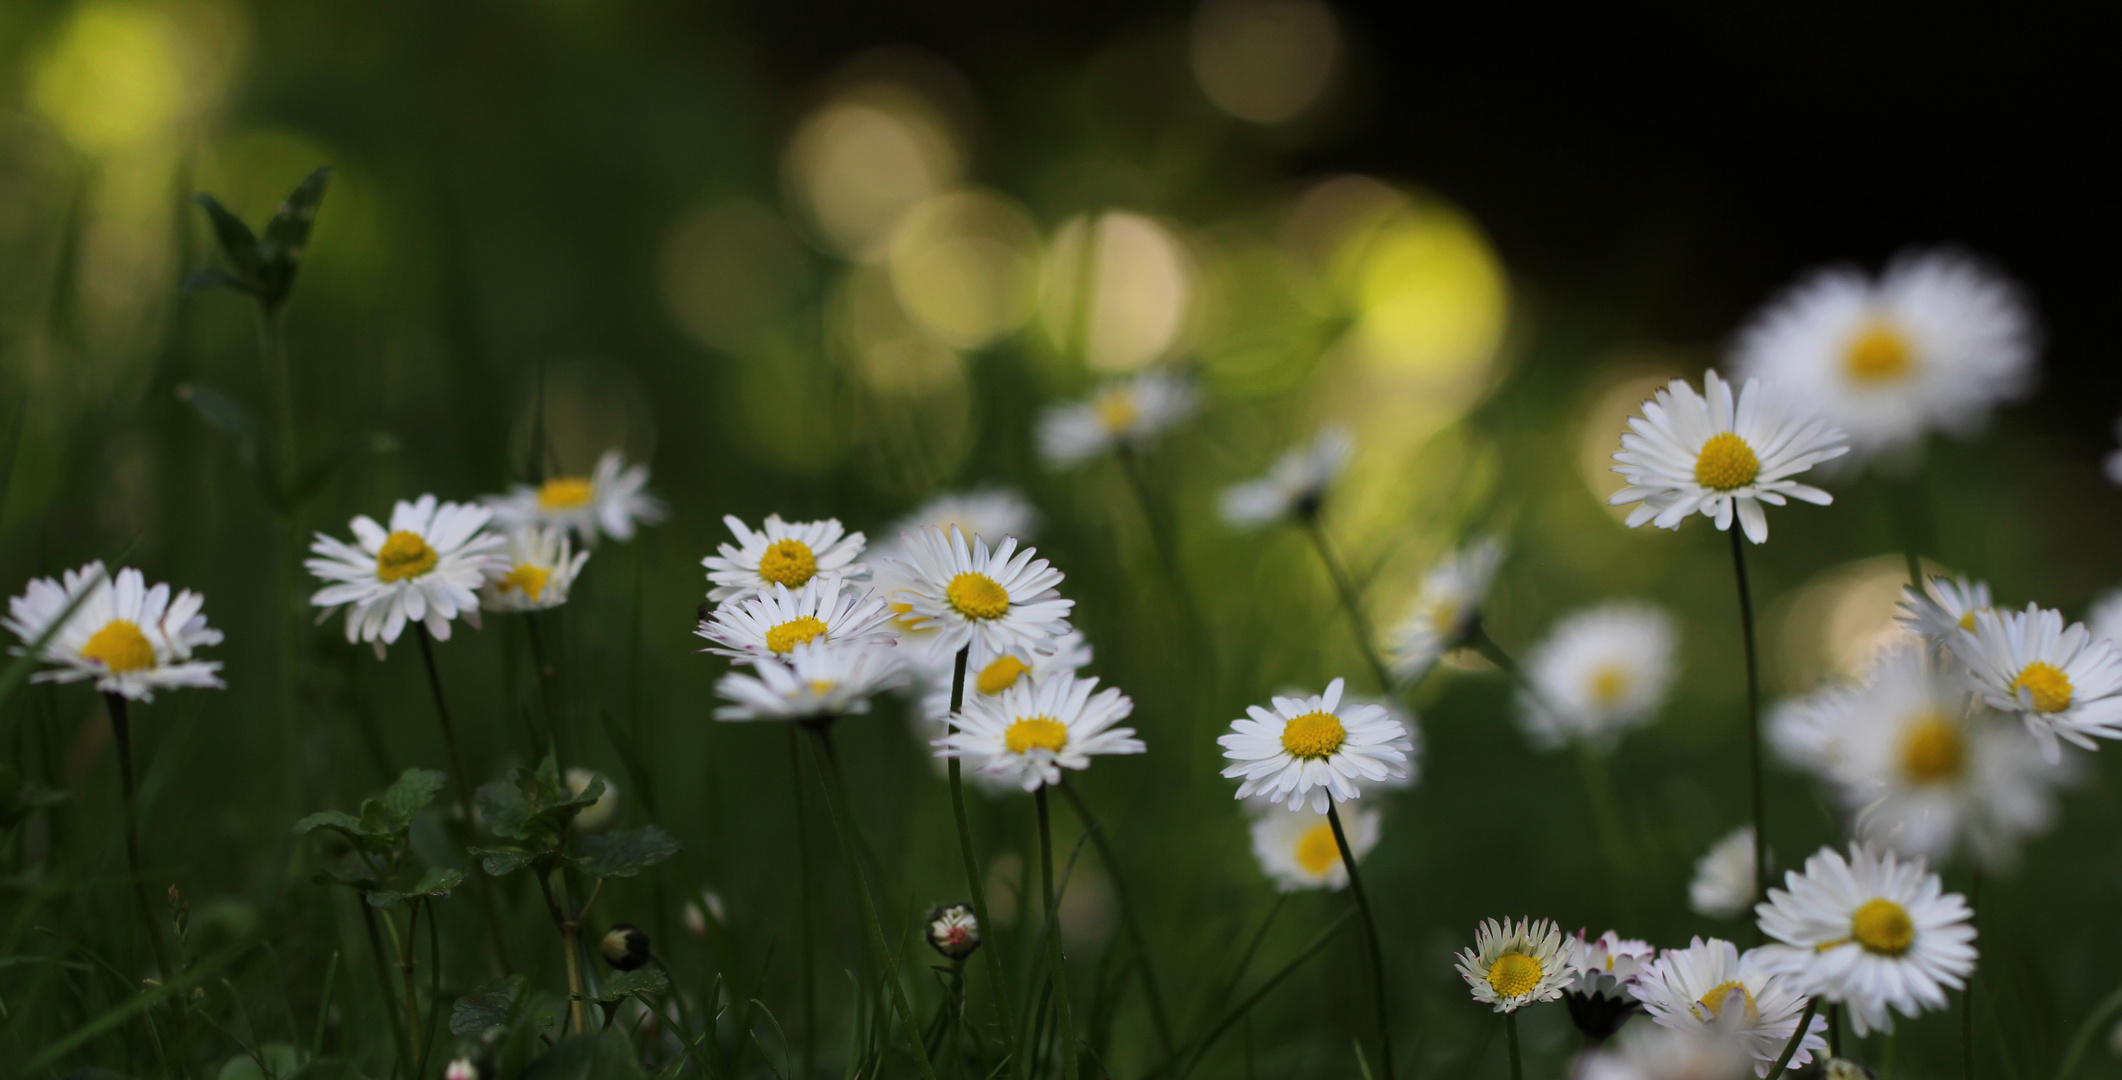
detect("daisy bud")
[599,923,652,971]
[925,903,981,960]
[444,1056,483,1080]
[565,768,621,832]
[682,890,727,938]
[1823,1059,1876,1080]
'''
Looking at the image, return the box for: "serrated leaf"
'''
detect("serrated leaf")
[471,847,536,876]
[482,759,603,843]
[260,166,332,267]
[293,810,362,835]
[476,776,534,840]
[191,193,262,275]
[450,974,528,1035]
[575,825,680,879]
[365,865,466,907]
[381,768,446,824]
[582,967,668,1004]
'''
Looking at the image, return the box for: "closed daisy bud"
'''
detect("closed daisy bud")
[600,923,652,971]
[565,769,621,832]
[444,1056,483,1080]
[926,903,981,959]
[682,890,726,938]
[1688,826,1759,920]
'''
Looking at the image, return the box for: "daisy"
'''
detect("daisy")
[1580,1024,1753,1080]
[1248,804,1379,892]
[480,525,590,613]
[1731,249,2038,462]
[1453,917,1573,1013]
[4,562,224,701]
[307,495,506,654]
[934,670,1143,791]
[1688,826,1758,920]
[1035,369,1198,470]
[875,490,1041,567]
[919,630,1093,729]
[2085,587,2122,650]
[1952,603,2122,761]
[1895,574,1993,656]
[1239,689,1421,804]
[713,640,908,722]
[1385,537,1504,681]
[1219,678,1413,813]
[1609,370,1849,544]
[1218,425,1354,529]
[1562,930,1655,1043]
[1517,602,1677,752]
[695,574,898,660]
[1767,690,1845,774]
[887,527,1074,661]
[703,514,869,604]
[1632,936,1827,1076]
[486,449,665,545]
[1753,842,1977,1036]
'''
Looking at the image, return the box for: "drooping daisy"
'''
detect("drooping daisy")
[1579,1023,1753,1080]
[1454,917,1573,1013]
[1753,842,1977,1036]
[1632,936,1827,1076]
[4,562,224,701]
[480,525,590,613]
[887,527,1074,661]
[1218,425,1354,529]
[1952,603,2122,761]
[1895,574,1993,656]
[1562,930,1655,1043]
[1609,370,1849,544]
[695,574,898,660]
[1517,602,1677,752]
[1731,250,2038,462]
[713,640,908,722]
[1688,826,1758,920]
[1219,678,1413,813]
[934,670,1143,791]
[1385,537,1504,681]
[486,450,665,545]
[703,515,868,604]
[307,495,506,654]
[1248,804,1379,892]
[1035,369,1199,470]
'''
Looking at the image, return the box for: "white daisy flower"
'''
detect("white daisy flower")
[1219,677,1413,813]
[876,490,1041,567]
[713,640,908,722]
[1035,369,1199,470]
[1895,574,1994,656]
[1453,917,1573,1013]
[1688,826,1758,920]
[4,562,224,702]
[1609,370,1849,544]
[1566,930,1656,998]
[1517,601,1677,752]
[695,573,898,660]
[702,514,868,605]
[1385,537,1504,681]
[886,527,1074,661]
[2086,587,2122,651]
[1631,936,1827,1077]
[480,526,590,613]
[486,449,665,545]
[307,495,506,654]
[1753,842,1977,1037]
[934,670,1144,792]
[1731,249,2038,462]
[1248,804,1379,892]
[1579,1023,1753,1080]
[918,630,1094,731]
[1218,425,1354,529]
[1240,689,1421,806]
[1952,603,2122,761]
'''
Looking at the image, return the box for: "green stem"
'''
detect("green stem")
[945,647,1018,1070]
[2055,981,2122,1080]
[1964,868,1981,1080]
[1504,1012,1521,1080]
[787,728,817,1080]
[1058,781,1175,1058]
[1035,787,1080,1080]
[255,306,299,495]
[1728,527,1768,925]
[417,898,441,1080]
[396,903,423,1064]
[1574,744,1636,892]
[104,694,177,986]
[1301,515,1396,694]
[525,611,566,764]
[414,624,515,973]
[358,901,412,1069]
[1327,804,1394,1080]
[1765,997,1820,1080]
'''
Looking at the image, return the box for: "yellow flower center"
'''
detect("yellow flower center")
[81,619,155,674]
[888,600,925,632]
[1692,432,1761,492]
[765,616,828,654]
[2013,661,2072,713]
[376,531,439,582]
[976,655,1031,696]
[808,679,838,696]
[1430,600,1461,636]
[1094,388,1139,434]
[1589,663,1629,707]
[757,539,819,588]
[1280,711,1346,760]
[498,563,552,601]
[1486,953,1541,998]
[1958,610,1978,631]
[946,573,1010,620]
[1294,821,1342,876]
[537,476,595,510]
[1004,715,1069,755]
[1695,980,1760,1024]
[1851,898,1915,956]
[1844,321,1915,384]
[1899,710,1965,784]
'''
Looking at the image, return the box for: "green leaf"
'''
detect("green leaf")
[364,866,466,907]
[174,383,279,507]
[575,825,680,879]
[191,193,263,275]
[582,967,668,1004]
[292,810,363,836]
[476,776,534,840]
[471,847,537,876]
[260,166,332,267]
[450,974,528,1035]
[480,757,603,843]
[284,431,398,509]
[381,768,447,824]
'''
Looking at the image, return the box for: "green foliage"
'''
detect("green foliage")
[450,974,529,1035]
[574,824,680,878]
[518,1033,646,1080]
[476,754,603,845]
[582,967,667,1005]
[183,166,333,312]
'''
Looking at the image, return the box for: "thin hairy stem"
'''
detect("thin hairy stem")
[1765,998,1820,1080]
[414,624,515,972]
[1728,528,1768,923]
[944,645,1018,1069]
[1035,788,1080,1080]
[1327,804,1394,1080]
[787,727,817,1080]
[1301,515,1395,694]
[1504,1012,1521,1080]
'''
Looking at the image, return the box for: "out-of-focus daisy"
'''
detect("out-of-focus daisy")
[695,574,898,660]
[1385,537,1503,681]
[307,495,506,654]
[713,640,907,722]
[1689,826,1758,920]
[887,527,1073,661]
[1562,930,1654,1043]
[1754,842,1977,1036]
[1609,370,1849,544]
[2087,588,2122,650]
[480,526,589,613]
[565,768,621,832]
[4,563,224,701]
[1579,1023,1753,1080]
[1453,917,1572,1013]
[1768,691,1844,774]
[926,902,982,959]
[1248,805,1378,892]
[935,670,1143,791]
[919,631,1093,728]
[1953,603,2122,761]
[1517,602,1677,752]
[486,450,665,545]
[1632,936,1827,1076]
[876,491,1041,566]
[1036,369,1198,470]
[1218,425,1353,529]
[1895,574,1993,656]
[703,515,868,604]
[1731,250,2038,462]
[1219,678,1413,813]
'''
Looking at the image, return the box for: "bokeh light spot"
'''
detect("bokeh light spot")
[1189,0,1340,124]
[1041,211,1195,373]
[784,84,963,259]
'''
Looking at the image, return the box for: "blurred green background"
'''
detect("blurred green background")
[2,0,2117,1075]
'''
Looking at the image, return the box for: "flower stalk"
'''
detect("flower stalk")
[1728,527,1769,918]
[1034,786,1080,1080]
[944,646,1018,1069]
[1326,803,1394,1080]
[1300,514,1396,695]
